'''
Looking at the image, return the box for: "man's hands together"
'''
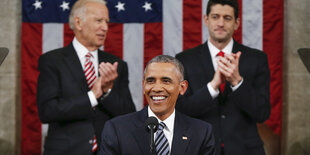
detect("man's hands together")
[92,62,118,98]
[211,51,242,90]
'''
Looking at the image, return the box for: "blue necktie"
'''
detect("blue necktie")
[155,122,170,155]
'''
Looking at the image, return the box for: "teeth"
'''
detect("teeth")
[152,96,166,101]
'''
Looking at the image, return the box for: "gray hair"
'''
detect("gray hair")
[144,55,185,81]
[69,0,107,30]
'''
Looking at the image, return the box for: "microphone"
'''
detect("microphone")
[145,116,158,154]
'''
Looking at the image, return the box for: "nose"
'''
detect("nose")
[101,21,108,31]
[218,18,224,27]
[151,83,163,92]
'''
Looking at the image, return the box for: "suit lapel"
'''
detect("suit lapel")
[98,50,107,63]
[62,44,88,91]
[98,50,114,64]
[132,108,152,155]
[198,42,216,82]
[171,111,190,154]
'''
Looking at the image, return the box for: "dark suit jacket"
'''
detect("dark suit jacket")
[175,41,271,155]
[36,43,136,155]
[99,107,215,155]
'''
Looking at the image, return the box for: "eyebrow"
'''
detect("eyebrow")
[162,77,172,81]
[145,76,173,81]
[145,77,155,80]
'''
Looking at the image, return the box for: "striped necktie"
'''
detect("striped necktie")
[84,52,96,89]
[84,52,98,153]
[155,122,170,155]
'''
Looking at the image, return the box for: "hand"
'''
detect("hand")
[92,62,118,98]
[217,51,242,86]
[92,77,104,99]
[99,62,118,92]
[210,68,226,90]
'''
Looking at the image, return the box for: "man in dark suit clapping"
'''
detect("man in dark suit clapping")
[36,0,135,154]
[175,0,271,154]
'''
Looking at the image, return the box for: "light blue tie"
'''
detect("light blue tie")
[155,122,170,155]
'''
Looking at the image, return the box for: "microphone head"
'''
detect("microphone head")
[145,116,159,132]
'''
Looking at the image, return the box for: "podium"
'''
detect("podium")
[0,47,9,66]
[298,48,310,73]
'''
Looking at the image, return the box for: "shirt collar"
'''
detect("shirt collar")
[207,38,234,58]
[148,106,175,133]
[72,37,98,59]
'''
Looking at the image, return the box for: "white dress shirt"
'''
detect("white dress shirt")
[72,37,99,107]
[206,39,243,99]
[148,106,175,152]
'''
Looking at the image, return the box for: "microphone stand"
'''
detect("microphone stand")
[145,116,158,155]
[149,125,156,154]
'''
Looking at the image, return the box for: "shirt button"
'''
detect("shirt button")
[221,115,226,119]
[89,139,93,144]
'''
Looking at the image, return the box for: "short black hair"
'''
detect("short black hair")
[144,55,185,81]
[206,0,239,19]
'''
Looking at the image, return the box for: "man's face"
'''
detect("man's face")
[143,62,187,120]
[204,4,239,43]
[75,2,109,50]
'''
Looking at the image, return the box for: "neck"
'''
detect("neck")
[156,110,174,121]
[156,114,168,121]
[209,38,232,50]
[75,35,98,51]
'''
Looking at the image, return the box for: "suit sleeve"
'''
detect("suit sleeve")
[36,54,93,123]
[99,120,120,155]
[229,53,271,122]
[176,85,215,117]
[175,54,216,117]
[98,61,136,116]
[200,123,216,155]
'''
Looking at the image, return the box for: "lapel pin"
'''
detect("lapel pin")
[182,136,188,140]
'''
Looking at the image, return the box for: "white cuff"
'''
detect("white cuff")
[207,82,219,99]
[231,78,243,92]
[103,88,112,98]
[88,91,98,108]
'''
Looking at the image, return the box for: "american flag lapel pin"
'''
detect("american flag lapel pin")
[182,136,188,140]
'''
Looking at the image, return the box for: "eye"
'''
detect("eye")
[224,16,233,21]
[211,14,218,19]
[162,78,172,84]
[146,78,155,84]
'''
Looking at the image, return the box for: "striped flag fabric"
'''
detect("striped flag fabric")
[21,0,283,154]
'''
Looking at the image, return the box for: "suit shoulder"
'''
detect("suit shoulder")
[239,44,267,58]
[40,47,66,59]
[38,47,70,66]
[108,112,137,125]
[176,44,204,60]
[179,112,212,129]
[101,51,125,63]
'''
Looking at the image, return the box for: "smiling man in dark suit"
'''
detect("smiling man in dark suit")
[100,55,215,155]
[36,0,135,154]
[175,0,271,155]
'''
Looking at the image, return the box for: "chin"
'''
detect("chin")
[150,105,164,112]
[215,37,229,42]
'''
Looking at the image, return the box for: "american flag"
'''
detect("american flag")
[21,0,283,154]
